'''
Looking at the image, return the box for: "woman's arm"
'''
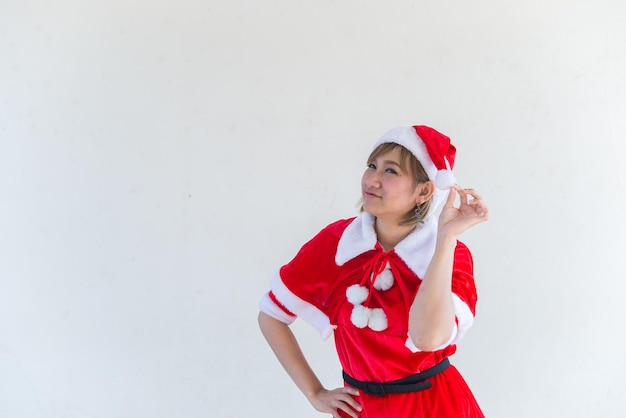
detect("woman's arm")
[408,186,489,351]
[408,232,457,351]
[258,311,362,418]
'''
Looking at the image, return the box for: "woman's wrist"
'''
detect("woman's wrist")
[436,230,458,247]
[304,384,327,405]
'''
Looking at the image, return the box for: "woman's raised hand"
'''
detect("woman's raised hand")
[437,185,489,238]
[309,386,362,418]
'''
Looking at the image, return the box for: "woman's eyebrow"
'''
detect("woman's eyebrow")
[381,159,402,167]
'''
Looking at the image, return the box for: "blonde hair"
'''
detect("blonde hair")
[362,142,432,226]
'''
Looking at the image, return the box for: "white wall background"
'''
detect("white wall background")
[2,0,626,417]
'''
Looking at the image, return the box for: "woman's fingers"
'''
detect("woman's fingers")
[476,203,489,219]
[454,186,487,209]
[464,189,489,220]
[311,387,361,418]
[454,186,482,204]
[462,187,481,200]
[451,186,489,220]
[340,387,362,412]
[336,402,358,418]
[454,185,472,207]
[438,186,489,236]
[445,185,458,208]
[330,388,361,417]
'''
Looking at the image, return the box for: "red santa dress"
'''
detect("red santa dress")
[260,212,484,418]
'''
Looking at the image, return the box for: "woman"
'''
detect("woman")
[258,125,489,417]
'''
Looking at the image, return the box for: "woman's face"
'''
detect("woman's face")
[361,147,421,224]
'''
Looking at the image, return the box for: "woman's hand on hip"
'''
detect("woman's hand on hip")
[308,386,362,418]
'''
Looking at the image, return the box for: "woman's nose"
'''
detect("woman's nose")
[364,170,381,188]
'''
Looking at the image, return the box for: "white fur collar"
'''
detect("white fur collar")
[335,212,438,278]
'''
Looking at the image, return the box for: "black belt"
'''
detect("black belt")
[342,358,450,397]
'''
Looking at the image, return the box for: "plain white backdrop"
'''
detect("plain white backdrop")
[2,0,626,417]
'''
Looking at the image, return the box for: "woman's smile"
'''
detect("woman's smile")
[363,191,380,199]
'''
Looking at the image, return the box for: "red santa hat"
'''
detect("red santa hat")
[373,125,457,190]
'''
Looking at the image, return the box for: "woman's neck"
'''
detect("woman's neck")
[374,217,416,252]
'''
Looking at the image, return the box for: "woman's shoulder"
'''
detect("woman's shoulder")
[285,217,358,266]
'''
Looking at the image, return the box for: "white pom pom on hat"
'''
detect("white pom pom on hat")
[373,125,457,190]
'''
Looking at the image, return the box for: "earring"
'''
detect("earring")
[414,203,426,225]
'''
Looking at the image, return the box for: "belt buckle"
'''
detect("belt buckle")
[365,381,386,396]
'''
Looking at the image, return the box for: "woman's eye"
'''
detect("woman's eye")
[367,163,376,169]
[385,168,398,175]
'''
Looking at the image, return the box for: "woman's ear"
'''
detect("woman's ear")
[416,180,436,204]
